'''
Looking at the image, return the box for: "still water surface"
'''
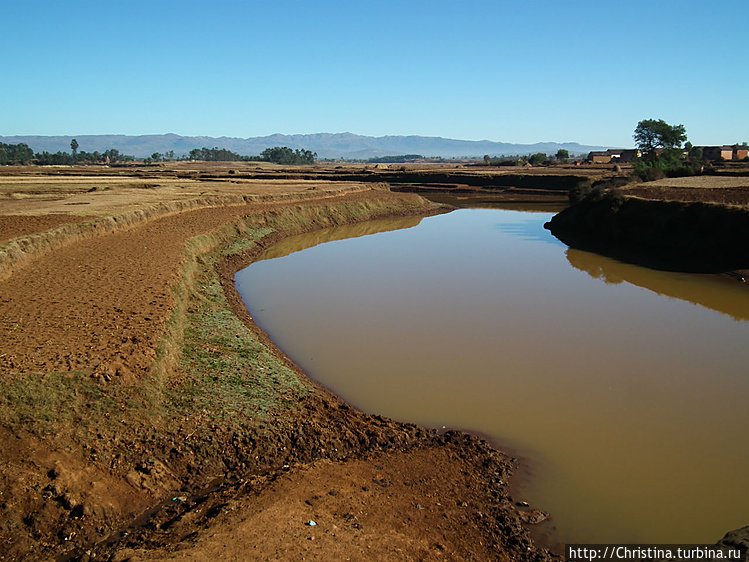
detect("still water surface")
[235,208,749,545]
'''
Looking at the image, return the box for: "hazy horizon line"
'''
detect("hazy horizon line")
[0,131,616,147]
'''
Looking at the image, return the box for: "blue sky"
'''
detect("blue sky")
[2,0,747,147]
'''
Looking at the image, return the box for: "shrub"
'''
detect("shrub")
[634,164,666,182]
[528,152,548,166]
[569,180,593,203]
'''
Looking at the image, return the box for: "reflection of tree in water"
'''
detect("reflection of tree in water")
[566,248,749,322]
[566,248,624,285]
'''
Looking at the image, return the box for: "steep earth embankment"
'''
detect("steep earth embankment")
[545,191,749,274]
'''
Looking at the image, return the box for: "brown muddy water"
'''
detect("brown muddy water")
[235,207,749,546]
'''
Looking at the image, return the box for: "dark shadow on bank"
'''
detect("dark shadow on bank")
[544,192,749,274]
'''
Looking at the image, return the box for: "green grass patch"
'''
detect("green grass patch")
[222,227,273,256]
[0,372,119,436]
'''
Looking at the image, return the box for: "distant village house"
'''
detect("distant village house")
[694,146,749,161]
[589,145,748,163]
[587,149,640,164]
[698,146,735,161]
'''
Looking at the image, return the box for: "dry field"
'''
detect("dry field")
[618,174,749,207]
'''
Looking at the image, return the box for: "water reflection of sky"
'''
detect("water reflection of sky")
[495,218,567,247]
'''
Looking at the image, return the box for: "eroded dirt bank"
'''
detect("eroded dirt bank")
[545,191,749,273]
[0,180,554,561]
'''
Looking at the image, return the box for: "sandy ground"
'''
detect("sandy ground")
[0,165,556,561]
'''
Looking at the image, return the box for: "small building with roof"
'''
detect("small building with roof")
[587,149,640,164]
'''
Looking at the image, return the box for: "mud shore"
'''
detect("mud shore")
[0,165,556,561]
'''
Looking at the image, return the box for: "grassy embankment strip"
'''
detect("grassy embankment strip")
[152,221,312,431]
[151,194,438,431]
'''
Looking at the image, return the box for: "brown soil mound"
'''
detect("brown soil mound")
[0,202,264,376]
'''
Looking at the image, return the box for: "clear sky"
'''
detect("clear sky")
[2,0,747,148]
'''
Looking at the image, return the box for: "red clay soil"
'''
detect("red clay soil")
[0,190,554,561]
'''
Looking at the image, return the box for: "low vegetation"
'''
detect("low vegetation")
[169,227,311,426]
[0,141,317,166]
[366,154,425,163]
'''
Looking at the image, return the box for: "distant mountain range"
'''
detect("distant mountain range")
[0,133,611,160]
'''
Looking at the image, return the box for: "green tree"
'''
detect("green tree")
[528,152,547,166]
[633,119,695,180]
[35,150,74,165]
[103,148,121,163]
[555,149,569,162]
[188,146,251,162]
[633,119,687,158]
[688,145,704,161]
[0,143,35,165]
[260,146,316,165]
[70,138,79,156]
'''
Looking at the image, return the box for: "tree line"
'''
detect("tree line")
[1,140,317,166]
[0,141,134,166]
[147,146,317,165]
[366,154,425,163]
[257,146,316,165]
[0,143,35,165]
[481,149,570,167]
